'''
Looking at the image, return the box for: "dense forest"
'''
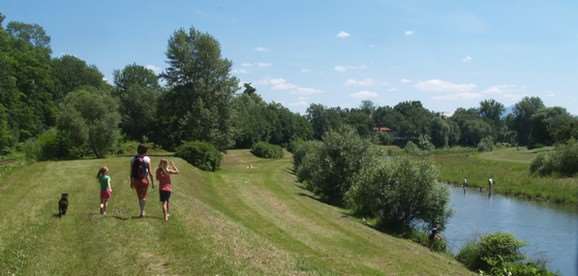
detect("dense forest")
[1,12,577,160]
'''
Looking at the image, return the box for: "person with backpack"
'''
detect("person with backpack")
[130,144,154,217]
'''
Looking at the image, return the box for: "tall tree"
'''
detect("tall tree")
[113,64,160,141]
[53,55,106,99]
[510,97,545,146]
[57,87,120,158]
[159,27,238,150]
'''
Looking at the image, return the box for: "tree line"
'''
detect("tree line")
[1,12,577,160]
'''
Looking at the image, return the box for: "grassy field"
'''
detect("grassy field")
[0,150,471,275]
[430,147,578,205]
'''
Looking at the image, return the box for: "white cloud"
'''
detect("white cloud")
[254,47,270,52]
[257,62,272,67]
[145,64,161,74]
[416,79,525,102]
[241,62,272,68]
[404,30,415,36]
[431,92,482,101]
[351,90,379,100]
[345,78,376,87]
[462,56,473,63]
[300,68,311,73]
[400,78,412,84]
[334,64,367,72]
[336,31,351,39]
[415,79,477,94]
[232,69,248,74]
[386,87,398,92]
[258,78,323,96]
[481,84,524,101]
[544,91,556,97]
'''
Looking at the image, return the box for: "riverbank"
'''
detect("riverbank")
[430,148,578,205]
[0,150,471,275]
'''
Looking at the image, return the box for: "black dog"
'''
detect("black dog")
[58,193,69,217]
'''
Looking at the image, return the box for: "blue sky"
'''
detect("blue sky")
[2,0,578,114]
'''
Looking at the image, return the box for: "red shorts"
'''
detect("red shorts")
[101,190,112,201]
[133,178,149,200]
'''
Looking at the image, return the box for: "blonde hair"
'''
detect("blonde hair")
[158,159,168,175]
[97,166,109,178]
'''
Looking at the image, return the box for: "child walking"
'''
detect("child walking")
[156,159,179,222]
[97,166,112,215]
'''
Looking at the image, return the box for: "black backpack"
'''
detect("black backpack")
[131,155,148,179]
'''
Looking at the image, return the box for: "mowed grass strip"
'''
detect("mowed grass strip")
[431,148,578,205]
[0,150,471,275]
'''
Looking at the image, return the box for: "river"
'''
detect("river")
[444,185,577,276]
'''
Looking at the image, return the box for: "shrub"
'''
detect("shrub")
[176,141,222,171]
[417,134,435,151]
[287,138,304,153]
[292,140,322,172]
[346,156,451,232]
[477,136,494,152]
[251,142,284,159]
[373,132,394,145]
[404,141,420,154]
[529,139,578,177]
[529,153,554,176]
[457,232,526,273]
[24,128,66,161]
[296,127,372,204]
[406,229,448,253]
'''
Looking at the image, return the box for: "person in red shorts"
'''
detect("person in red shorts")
[156,159,179,222]
[130,144,154,217]
[97,166,112,215]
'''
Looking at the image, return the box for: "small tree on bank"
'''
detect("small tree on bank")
[347,157,451,232]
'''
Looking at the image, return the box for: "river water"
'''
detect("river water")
[444,185,577,276]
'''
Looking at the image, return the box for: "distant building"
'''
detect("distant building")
[373,127,392,133]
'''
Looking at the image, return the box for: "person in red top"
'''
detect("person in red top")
[156,159,179,222]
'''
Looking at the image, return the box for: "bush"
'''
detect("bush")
[417,134,435,151]
[457,232,527,273]
[176,141,222,171]
[346,156,451,232]
[287,138,304,153]
[406,229,448,253]
[251,142,284,159]
[404,141,420,154]
[24,128,66,161]
[373,132,394,145]
[529,153,554,176]
[530,139,578,177]
[292,140,321,172]
[477,136,494,152]
[295,127,372,204]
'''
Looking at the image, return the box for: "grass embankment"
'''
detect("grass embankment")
[431,147,578,205]
[0,150,470,275]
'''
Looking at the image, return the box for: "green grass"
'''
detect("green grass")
[430,147,578,205]
[477,146,554,164]
[0,150,471,275]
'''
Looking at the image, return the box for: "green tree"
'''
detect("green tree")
[299,127,372,204]
[431,116,450,148]
[160,27,238,150]
[306,104,344,139]
[530,106,575,146]
[347,157,451,232]
[53,55,106,99]
[510,97,545,146]
[479,99,505,127]
[58,87,120,158]
[113,64,160,141]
